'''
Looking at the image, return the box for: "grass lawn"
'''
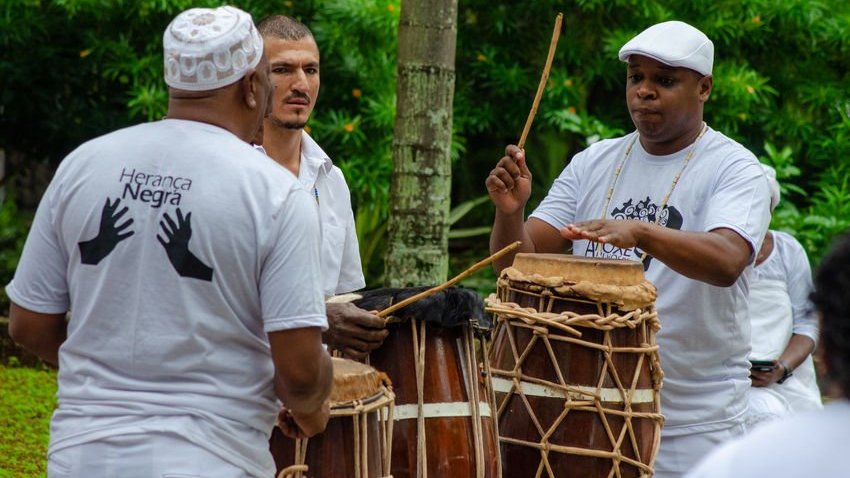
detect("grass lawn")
[0,361,56,478]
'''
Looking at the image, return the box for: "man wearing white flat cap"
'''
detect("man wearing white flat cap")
[487,20,770,475]
[6,5,332,477]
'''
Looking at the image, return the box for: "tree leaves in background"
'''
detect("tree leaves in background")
[3,0,850,285]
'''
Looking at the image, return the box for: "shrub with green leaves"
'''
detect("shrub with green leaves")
[2,0,849,289]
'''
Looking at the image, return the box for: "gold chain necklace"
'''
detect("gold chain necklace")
[598,122,708,261]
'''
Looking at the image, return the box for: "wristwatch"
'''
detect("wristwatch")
[777,359,793,384]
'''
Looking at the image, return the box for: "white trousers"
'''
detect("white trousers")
[48,432,252,478]
[653,423,746,478]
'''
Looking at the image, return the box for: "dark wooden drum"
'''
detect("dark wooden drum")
[353,287,500,478]
[271,357,395,478]
[487,254,663,478]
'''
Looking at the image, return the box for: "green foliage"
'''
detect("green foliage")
[3,0,850,285]
[0,195,31,314]
[448,195,491,239]
[0,363,57,478]
[304,0,401,286]
[452,0,850,267]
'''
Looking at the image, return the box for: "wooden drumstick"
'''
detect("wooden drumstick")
[377,241,522,319]
[517,12,564,150]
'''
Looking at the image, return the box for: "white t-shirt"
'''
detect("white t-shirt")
[531,127,771,435]
[752,230,818,343]
[6,119,327,477]
[298,132,365,296]
[685,399,850,478]
[749,230,821,415]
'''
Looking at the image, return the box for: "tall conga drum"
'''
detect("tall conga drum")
[352,286,500,478]
[271,357,395,478]
[487,254,663,478]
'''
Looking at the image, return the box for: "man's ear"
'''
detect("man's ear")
[698,75,713,102]
[241,69,258,109]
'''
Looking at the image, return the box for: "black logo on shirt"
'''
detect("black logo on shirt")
[157,208,213,281]
[583,196,683,270]
[78,197,135,265]
[120,168,191,208]
[79,184,214,282]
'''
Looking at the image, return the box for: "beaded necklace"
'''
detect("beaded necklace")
[598,122,708,261]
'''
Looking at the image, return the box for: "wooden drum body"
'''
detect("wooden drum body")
[355,287,500,478]
[487,254,663,478]
[272,358,395,478]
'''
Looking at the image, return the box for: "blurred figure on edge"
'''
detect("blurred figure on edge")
[687,231,850,477]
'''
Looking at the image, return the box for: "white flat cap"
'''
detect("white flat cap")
[618,21,714,76]
[761,164,781,211]
[163,6,263,91]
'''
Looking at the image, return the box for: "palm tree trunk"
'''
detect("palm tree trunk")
[384,0,458,287]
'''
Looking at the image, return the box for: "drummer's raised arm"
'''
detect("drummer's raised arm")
[487,145,570,272]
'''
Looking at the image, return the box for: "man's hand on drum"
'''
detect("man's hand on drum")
[486,145,532,215]
[324,302,388,359]
[750,360,784,387]
[278,400,331,439]
[561,219,646,250]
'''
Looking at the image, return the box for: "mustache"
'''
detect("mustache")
[284,92,311,103]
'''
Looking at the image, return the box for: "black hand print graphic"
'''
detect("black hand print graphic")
[157,207,214,282]
[78,197,135,265]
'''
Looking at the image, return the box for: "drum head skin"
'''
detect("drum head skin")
[330,357,388,404]
[512,253,645,286]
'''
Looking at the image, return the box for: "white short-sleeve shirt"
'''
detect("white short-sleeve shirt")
[752,230,818,342]
[297,132,365,296]
[6,119,327,477]
[748,230,822,415]
[531,127,771,435]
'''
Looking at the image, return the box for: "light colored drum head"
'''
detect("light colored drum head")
[330,357,390,405]
[503,253,656,310]
[511,253,645,286]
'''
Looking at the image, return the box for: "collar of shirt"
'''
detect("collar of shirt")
[298,131,333,189]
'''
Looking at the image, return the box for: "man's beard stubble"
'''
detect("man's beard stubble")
[269,116,306,130]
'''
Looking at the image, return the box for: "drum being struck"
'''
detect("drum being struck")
[487,253,663,478]
[354,286,501,478]
[271,357,395,478]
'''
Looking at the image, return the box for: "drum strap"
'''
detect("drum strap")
[411,319,428,478]
[409,319,493,478]
[465,324,485,478]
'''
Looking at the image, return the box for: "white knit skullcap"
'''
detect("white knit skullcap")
[163,6,263,91]
[618,21,714,76]
[761,164,781,211]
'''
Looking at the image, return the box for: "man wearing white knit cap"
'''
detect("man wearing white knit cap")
[7,5,331,477]
[487,20,770,476]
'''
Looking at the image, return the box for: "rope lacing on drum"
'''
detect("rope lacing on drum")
[486,288,665,478]
[276,383,396,478]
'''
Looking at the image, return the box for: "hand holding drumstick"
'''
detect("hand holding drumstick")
[486,145,533,216]
[486,12,561,217]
